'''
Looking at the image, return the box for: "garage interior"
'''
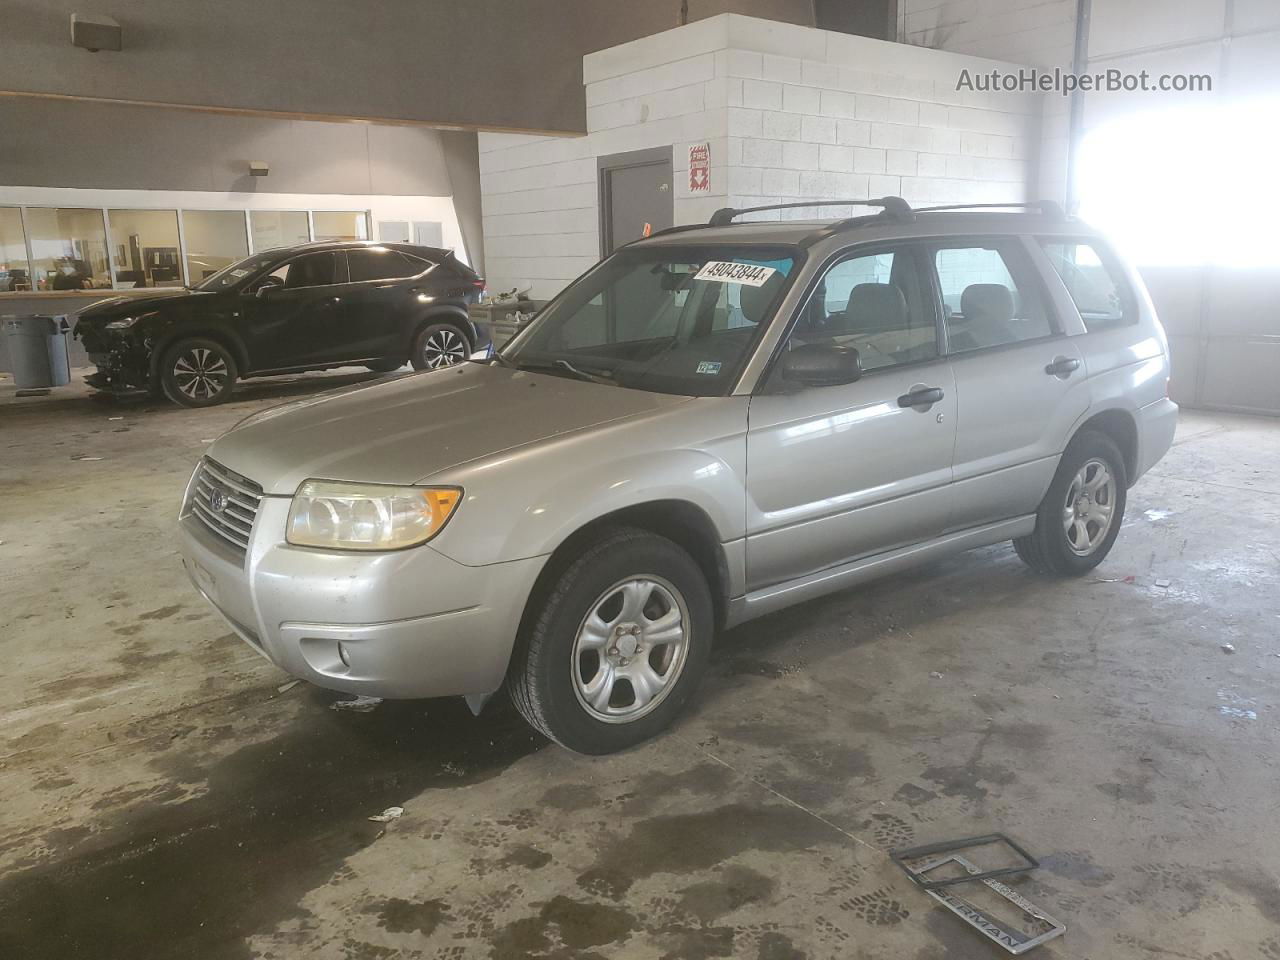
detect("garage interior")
[2,2,1278,959]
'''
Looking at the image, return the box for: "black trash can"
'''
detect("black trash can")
[2,315,72,389]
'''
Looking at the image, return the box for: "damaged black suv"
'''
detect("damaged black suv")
[75,240,484,407]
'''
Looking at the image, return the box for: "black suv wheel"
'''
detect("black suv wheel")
[411,322,470,370]
[160,338,238,408]
[507,528,713,754]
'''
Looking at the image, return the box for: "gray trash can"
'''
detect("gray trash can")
[2,315,72,389]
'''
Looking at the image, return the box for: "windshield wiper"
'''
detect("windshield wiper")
[512,358,617,385]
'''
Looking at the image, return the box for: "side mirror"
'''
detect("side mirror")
[781,342,862,387]
[253,275,285,298]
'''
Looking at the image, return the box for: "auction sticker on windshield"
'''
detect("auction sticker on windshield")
[694,261,777,286]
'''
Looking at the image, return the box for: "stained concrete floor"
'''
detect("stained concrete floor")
[1,369,1278,960]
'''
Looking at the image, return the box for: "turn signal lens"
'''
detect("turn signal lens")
[287,481,462,551]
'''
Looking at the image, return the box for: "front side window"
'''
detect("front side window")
[347,248,427,283]
[276,252,339,289]
[1040,240,1135,329]
[933,242,1052,353]
[504,245,799,397]
[787,246,937,372]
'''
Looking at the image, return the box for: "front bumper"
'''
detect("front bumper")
[176,495,547,699]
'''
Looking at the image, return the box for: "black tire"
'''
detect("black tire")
[159,338,238,408]
[1014,430,1128,576]
[507,528,713,755]
[410,322,470,370]
[365,359,404,373]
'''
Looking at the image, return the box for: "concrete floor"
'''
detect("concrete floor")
[1,370,1278,960]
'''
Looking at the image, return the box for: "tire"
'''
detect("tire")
[410,322,470,370]
[160,338,238,408]
[1014,430,1128,576]
[365,359,404,373]
[507,528,713,754]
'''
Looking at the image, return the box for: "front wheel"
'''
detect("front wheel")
[1014,430,1127,576]
[160,338,238,407]
[507,528,713,754]
[410,322,469,370]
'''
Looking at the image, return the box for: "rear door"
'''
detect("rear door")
[242,251,347,369]
[341,248,430,360]
[745,243,957,590]
[931,237,1089,530]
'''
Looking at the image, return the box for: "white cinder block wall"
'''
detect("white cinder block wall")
[479,14,1049,300]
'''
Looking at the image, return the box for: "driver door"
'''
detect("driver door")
[745,244,956,590]
[243,251,347,369]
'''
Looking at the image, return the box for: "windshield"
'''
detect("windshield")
[502,245,800,397]
[192,252,281,291]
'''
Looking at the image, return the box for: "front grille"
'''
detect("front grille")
[189,458,263,555]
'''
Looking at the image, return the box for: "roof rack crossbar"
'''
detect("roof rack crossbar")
[708,196,913,227]
[917,201,1066,218]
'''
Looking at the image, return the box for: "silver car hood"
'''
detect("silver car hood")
[207,364,692,495]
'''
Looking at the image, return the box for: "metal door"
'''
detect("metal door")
[599,147,673,256]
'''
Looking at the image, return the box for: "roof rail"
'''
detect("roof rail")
[916,201,1066,219]
[708,196,913,227]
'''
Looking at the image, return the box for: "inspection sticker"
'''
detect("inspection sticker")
[696,361,722,375]
[694,261,777,286]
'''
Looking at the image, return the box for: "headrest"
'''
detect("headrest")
[739,274,784,324]
[961,283,1015,323]
[846,283,907,329]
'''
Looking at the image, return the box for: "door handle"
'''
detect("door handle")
[897,386,945,408]
[1045,356,1080,377]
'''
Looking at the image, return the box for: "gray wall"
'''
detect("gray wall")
[0,98,456,196]
[0,0,814,134]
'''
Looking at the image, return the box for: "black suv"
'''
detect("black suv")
[75,241,484,407]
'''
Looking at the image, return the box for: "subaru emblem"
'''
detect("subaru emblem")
[209,489,227,513]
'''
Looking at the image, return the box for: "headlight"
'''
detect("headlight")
[105,316,138,331]
[286,481,461,551]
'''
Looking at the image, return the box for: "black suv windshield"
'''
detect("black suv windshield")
[192,252,282,291]
[503,245,800,397]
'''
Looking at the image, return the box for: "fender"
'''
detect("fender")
[404,306,476,354]
[146,321,251,382]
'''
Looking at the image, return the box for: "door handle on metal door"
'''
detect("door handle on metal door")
[897,386,945,408]
[1045,356,1080,377]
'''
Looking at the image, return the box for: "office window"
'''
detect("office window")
[0,208,31,291]
[183,211,249,282]
[250,211,310,252]
[1040,240,1136,330]
[25,207,111,290]
[933,244,1052,353]
[109,209,183,288]
[313,211,369,242]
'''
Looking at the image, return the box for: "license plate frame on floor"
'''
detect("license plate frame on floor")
[914,854,1066,955]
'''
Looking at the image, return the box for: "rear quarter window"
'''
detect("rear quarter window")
[1039,239,1137,330]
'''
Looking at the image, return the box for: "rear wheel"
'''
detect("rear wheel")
[507,528,713,754]
[1014,430,1127,576]
[410,322,469,370]
[160,338,237,407]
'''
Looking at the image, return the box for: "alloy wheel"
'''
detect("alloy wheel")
[1062,457,1117,556]
[421,329,467,368]
[571,576,690,723]
[172,348,229,401]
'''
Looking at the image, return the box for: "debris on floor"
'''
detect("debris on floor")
[1143,508,1172,521]
[276,679,301,694]
[891,834,1065,954]
[70,455,103,461]
[929,671,944,679]
[1155,578,1172,588]
[1221,643,1236,654]
[368,806,404,823]
[330,694,383,713]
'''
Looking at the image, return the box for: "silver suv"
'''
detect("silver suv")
[178,199,1177,754]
